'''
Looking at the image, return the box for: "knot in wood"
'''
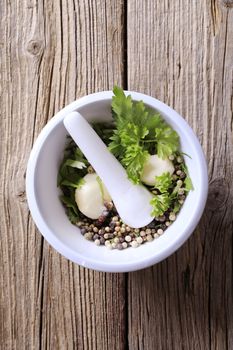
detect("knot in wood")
[206,177,229,211]
[220,0,233,8]
[26,39,44,56]
[16,190,26,202]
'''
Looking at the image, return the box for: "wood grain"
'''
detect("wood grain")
[0,0,126,349]
[127,1,233,349]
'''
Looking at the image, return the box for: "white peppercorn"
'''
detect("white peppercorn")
[146,235,153,242]
[136,237,143,244]
[169,212,176,221]
[131,241,139,248]
[157,229,164,235]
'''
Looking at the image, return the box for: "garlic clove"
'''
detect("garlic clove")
[141,155,175,186]
[75,173,111,219]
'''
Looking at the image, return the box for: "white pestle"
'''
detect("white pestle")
[63,111,154,228]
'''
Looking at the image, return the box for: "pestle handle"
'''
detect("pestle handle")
[63,111,131,197]
[63,111,153,228]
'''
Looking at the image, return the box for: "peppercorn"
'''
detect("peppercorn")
[177,180,183,187]
[100,237,105,245]
[87,165,94,173]
[80,228,86,235]
[177,156,183,163]
[169,154,175,161]
[180,171,186,179]
[84,232,93,240]
[157,229,164,235]
[178,188,185,195]
[169,212,176,221]
[104,201,113,210]
[136,237,143,244]
[146,235,153,242]
[131,241,139,248]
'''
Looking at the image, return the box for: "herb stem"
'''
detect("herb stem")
[142,139,157,143]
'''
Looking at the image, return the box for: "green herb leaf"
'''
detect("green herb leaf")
[93,122,115,145]
[64,159,86,169]
[145,112,164,132]
[181,163,194,191]
[108,131,125,158]
[154,172,173,193]
[61,178,85,189]
[60,195,79,215]
[73,148,87,162]
[155,126,180,158]
[173,201,181,214]
[60,194,80,224]
[180,152,192,159]
[67,207,79,224]
[109,87,180,184]
[122,144,149,184]
[112,86,133,124]
[150,193,171,217]
[184,176,193,191]
[121,123,149,146]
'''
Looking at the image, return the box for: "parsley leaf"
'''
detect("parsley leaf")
[180,163,194,192]
[155,126,179,158]
[173,201,181,214]
[184,176,193,191]
[60,194,80,224]
[61,177,85,189]
[112,86,133,125]
[93,122,115,145]
[67,207,79,224]
[150,193,171,217]
[60,195,79,215]
[57,138,89,224]
[108,131,125,158]
[64,159,86,169]
[110,88,151,183]
[109,87,180,184]
[154,172,173,193]
[122,144,149,184]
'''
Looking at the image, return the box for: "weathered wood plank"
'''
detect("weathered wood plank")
[0,0,126,349]
[127,1,233,349]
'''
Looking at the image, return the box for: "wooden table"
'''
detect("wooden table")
[1,1,233,349]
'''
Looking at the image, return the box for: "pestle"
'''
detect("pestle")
[63,111,154,228]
